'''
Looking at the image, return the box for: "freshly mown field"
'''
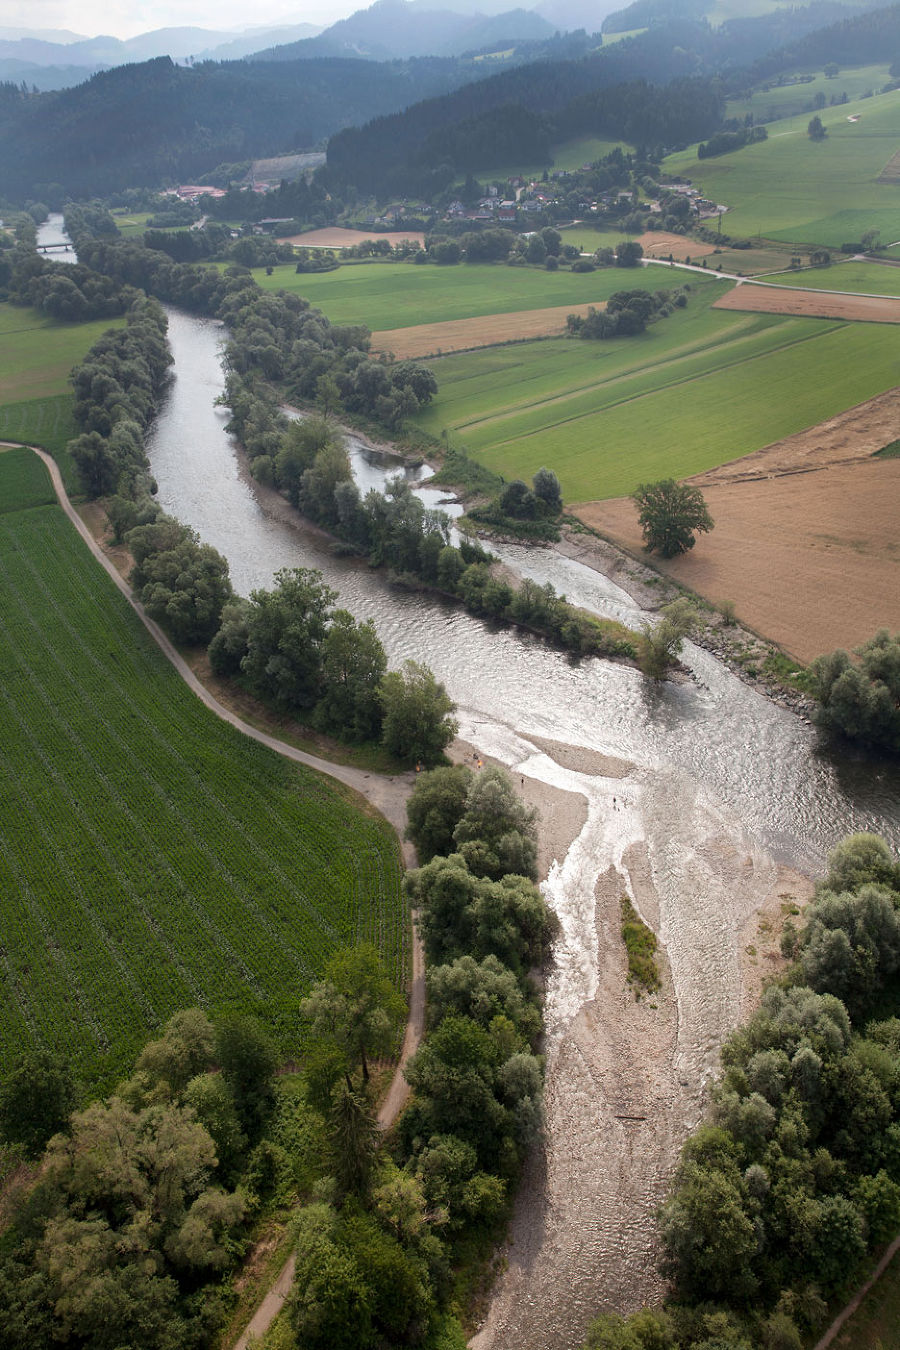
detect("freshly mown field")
[579,456,900,662]
[0,451,406,1089]
[665,86,900,246]
[413,284,900,501]
[0,301,125,403]
[255,260,663,330]
[768,259,900,293]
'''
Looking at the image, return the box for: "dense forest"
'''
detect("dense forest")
[0,53,477,199]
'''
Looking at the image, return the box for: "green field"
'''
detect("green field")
[765,259,900,293]
[0,450,406,1088]
[725,62,892,123]
[0,394,82,492]
[114,211,153,237]
[480,134,625,182]
[414,284,900,501]
[665,86,900,246]
[258,260,683,330]
[0,301,125,402]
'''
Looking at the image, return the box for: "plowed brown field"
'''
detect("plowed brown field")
[372,301,603,358]
[284,228,426,249]
[714,284,900,322]
[576,389,900,660]
[637,230,718,260]
[576,455,900,662]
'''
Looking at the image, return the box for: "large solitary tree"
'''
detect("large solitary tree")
[632,479,714,558]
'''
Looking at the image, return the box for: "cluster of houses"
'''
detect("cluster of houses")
[166,167,726,232]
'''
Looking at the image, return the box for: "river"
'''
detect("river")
[35,212,77,261]
[146,306,900,1348]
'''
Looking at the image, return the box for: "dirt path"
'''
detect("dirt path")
[813,1233,900,1349]
[23,445,425,1350]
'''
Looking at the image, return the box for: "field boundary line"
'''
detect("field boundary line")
[12,443,426,1350]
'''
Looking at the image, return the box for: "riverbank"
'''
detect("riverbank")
[458,716,813,1350]
[555,522,818,721]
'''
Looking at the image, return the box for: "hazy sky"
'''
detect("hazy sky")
[7,0,360,39]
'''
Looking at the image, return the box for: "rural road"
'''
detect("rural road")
[22,444,425,1350]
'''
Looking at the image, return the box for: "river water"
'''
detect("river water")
[146,306,900,1347]
[36,213,77,260]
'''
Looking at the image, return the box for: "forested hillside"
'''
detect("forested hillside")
[0,53,473,199]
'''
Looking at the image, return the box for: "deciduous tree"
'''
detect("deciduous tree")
[379,660,457,767]
[632,478,713,557]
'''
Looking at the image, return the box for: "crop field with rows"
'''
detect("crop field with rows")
[0,455,407,1089]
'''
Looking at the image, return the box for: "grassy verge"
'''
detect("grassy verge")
[0,451,407,1092]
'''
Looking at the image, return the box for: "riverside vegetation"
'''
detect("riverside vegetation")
[0,767,554,1350]
[578,833,900,1350]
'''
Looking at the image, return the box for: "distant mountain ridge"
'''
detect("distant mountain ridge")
[0,22,324,72]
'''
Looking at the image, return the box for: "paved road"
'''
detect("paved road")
[23,445,425,1350]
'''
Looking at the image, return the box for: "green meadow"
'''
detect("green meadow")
[481,134,625,182]
[725,62,892,123]
[113,211,153,237]
[257,260,682,330]
[0,394,81,491]
[766,259,900,293]
[414,284,900,501]
[665,86,900,246]
[0,448,406,1090]
[0,301,125,403]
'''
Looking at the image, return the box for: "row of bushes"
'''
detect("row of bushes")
[581,833,900,1349]
[812,629,900,755]
[66,295,171,501]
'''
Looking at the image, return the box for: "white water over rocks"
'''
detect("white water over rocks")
[146,306,900,1349]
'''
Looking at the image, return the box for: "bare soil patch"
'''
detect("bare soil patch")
[739,867,812,1020]
[576,457,900,662]
[637,231,718,260]
[714,283,900,322]
[372,301,602,359]
[877,147,900,183]
[283,227,426,249]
